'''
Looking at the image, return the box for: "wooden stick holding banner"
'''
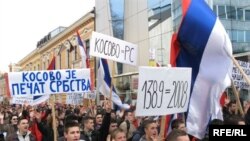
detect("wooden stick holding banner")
[51,95,57,141]
[230,79,244,116]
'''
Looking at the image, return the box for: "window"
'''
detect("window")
[232,30,237,42]
[218,6,226,19]
[226,30,232,40]
[237,30,244,42]
[85,40,90,58]
[246,31,250,42]
[237,8,243,20]
[226,6,236,20]
[245,10,250,21]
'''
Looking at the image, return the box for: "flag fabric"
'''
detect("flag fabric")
[47,56,56,70]
[77,31,89,68]
[171,0,232,139]
[57,44,66,56]
[98,58,130,109]
[4,73,11,98]
[68,39,75,53]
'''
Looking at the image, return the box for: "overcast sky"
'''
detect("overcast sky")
[0,0,95,72]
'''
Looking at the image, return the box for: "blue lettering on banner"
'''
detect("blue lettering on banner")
[12,70,90,96]
[49,79,91,93]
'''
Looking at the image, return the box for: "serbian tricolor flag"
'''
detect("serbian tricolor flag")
[171,0,232,139]
[98,59,130,109]
[77,30,89,68]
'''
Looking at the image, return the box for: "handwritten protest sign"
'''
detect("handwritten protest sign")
[66,93,83,105]
[90,32,138,66]
[8,69,91,97]
[135,67,191,116]
[232,60,250,89]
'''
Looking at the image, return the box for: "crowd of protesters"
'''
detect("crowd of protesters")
[0,97,248,141]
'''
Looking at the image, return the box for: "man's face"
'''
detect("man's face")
[85,119,94,131]
[95,114,103,125]
[229,103,237,113]
[109,123,118,133]
[11,116,18,125]
[126,112,135,122]
[176,135,190,141]
[64,127,80,141]
[145,122,158,139]
[111,112,116,119]
[18,119,29,133]
[178,123,187,132]
[114,132,126,141]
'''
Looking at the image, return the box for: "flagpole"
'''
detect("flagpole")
[230,79,244,116]
[109,61,116,105]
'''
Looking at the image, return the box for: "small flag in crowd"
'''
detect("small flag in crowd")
[171,0,233,139]
[98,58,130,109]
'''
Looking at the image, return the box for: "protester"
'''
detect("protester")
[111,128,126,141]
[6,116,36,141]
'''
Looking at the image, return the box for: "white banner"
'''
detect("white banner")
[66,93,83,105]
[232,60,250,89]
[135,67,192,116]
[90,32,138,66]
[8,69,91,97]
[11,95,50,106]
[11,96,33,105]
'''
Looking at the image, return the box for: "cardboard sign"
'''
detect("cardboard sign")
[66,93,83,105]
[135,67,192,116]
[90,32,138,66]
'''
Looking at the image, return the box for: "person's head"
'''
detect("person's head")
[65,113,79,123]
[228,100,237,114]
[111,128,126,141]
[171,119,186,132]
[224,115,245,125]
[9,114,18,125]
[83,116,94,131]
[95,113,103,125]
[111,110,116,119]
[166,129,190,141]
[17,117,29,135]
[125,110,135,122]
[210,119,223,125]
[64,121,80,141]
[143,119,158,139]
[109,118,118,133]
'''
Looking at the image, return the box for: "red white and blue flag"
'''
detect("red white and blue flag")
[171,0,232,139]
[98,58,130,109]
[77,31,89,68]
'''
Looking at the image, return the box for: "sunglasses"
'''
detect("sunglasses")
[12,118,17,120]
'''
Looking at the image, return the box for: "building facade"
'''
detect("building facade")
[18,10,95,72]
[95,0,173,102]
[96,0,250,101]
